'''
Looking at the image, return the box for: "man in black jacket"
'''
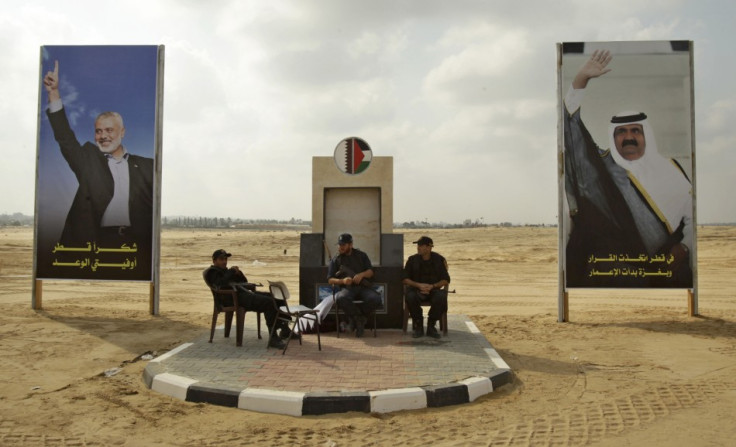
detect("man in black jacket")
[402,236,450,339]
[205,249,292,348]
[327,233,381,337]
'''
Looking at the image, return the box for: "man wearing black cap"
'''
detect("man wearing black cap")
[205,249,291,348]
[327,233,381,337]
[402,236,450,338]
[563,49,692,287]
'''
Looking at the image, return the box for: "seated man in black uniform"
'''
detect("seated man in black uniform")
[327,233,382,338]
[402,236,450,339]
[205,249,293,348]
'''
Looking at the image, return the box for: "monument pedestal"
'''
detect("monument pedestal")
[299,146,404,328]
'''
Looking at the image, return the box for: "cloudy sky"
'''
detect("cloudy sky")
[1,0,734,225]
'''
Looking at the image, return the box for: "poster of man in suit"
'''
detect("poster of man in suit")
[35,45,162,281]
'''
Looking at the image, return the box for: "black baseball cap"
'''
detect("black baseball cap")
[212,249,231,259]
[337,233,353,244]
[413,236,434,246]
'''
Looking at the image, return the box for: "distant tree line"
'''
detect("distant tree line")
[0,212,554,229]
[11,212,734,228]
[0,213,313,229]
[0,213,33,226]
[162,216,310,229]
[395,220,554,229]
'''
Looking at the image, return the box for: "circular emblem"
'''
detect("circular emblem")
[333,137,372,175]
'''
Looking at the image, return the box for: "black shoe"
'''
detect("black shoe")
[411,318,423,338]
[355,316,366,338]
[426,323,441,339]
[268,336,286,349]
[346,317,356,333]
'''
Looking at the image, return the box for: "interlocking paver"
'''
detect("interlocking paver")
[146,314,510,412]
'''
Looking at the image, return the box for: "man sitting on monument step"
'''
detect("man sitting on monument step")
[327,233,381,338]
[402,236,450,339]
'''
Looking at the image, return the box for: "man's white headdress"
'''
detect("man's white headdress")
[607,112,691,234]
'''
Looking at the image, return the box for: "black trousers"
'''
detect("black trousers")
[225,289,286,333]
[335,286,382,318]
[405,287,447,323]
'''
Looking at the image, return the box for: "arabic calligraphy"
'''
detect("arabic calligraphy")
[50,242,139,271]
[585,252,676,279]
[51,242,92,253]
[52,242,138,254]
[52,258,138,271]
[588,267,673,278]
[587,253,675,265]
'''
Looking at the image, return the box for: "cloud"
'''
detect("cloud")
[0,0,735,224]
[702,97,736,136]
[423,23,532,104]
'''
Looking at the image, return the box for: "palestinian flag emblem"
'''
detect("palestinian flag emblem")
[333,137,372,175]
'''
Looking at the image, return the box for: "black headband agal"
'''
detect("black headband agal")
[610,112,647,124]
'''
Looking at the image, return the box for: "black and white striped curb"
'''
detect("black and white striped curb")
[143,320,513,416]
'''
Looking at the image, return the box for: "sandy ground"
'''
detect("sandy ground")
[0,225,734,446]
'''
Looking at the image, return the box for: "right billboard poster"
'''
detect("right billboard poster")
[559,41,695,288]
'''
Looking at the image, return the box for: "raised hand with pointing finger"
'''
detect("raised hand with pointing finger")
[43,60,60,103]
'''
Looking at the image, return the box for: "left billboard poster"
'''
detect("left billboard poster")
[35,46,163,281]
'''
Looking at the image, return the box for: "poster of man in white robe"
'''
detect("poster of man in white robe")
[558,41,695,288]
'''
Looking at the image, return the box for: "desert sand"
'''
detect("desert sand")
[1,225,735,446]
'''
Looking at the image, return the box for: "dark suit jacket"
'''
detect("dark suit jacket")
[47,107,153,246]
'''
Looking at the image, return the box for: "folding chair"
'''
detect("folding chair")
[402,284,450,336]
[334,285,378,338]
[268,280,321,355]
[202,269,262,346]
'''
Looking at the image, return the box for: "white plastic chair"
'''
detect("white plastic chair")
[268,281,321,354]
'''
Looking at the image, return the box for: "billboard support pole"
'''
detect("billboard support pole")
[688,289,696,317]
[149,282,156,315]
[687,42,699,318]
[33,279,43,310]
[31,48,43,310]
[150,44,165,316]
[556,43,569,323]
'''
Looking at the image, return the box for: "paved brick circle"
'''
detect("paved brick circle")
[144,314,512,415]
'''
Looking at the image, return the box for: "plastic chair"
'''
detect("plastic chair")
[268,281,321,355]
[202,268,262,346]
[402,284,449,336]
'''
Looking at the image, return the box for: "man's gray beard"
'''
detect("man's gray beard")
[97,136,122,154]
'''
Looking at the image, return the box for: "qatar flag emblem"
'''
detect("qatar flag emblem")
[333,137,373,174]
